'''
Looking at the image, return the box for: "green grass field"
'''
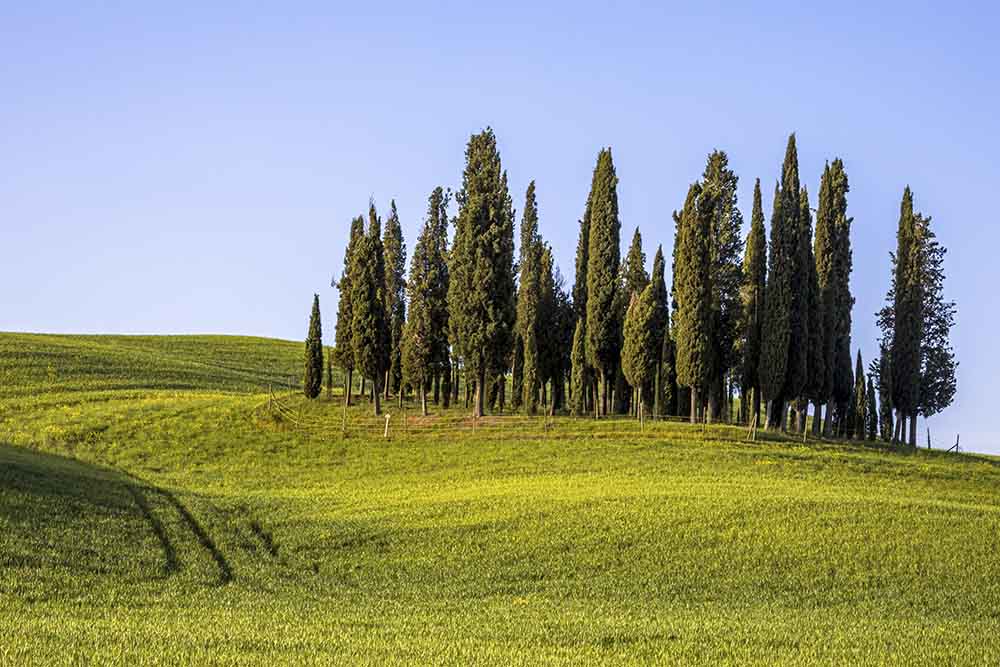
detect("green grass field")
[2,333,999,665]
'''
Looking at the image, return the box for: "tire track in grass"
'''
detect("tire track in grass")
[155,488,234,584]
[125,483,179,575]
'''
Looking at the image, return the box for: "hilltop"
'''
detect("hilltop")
[1,333,997,665]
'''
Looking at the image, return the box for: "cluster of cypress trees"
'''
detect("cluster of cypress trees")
[318,129,956,444]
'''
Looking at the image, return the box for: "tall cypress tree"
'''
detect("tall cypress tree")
[915,213,957,424]
[739,179,766,426]
[852,350,867,439]
[571,213,592,414]
[334,216,364,406]
[304,294,324,399]
[425,187,451,405]
[823,159,854,435]
[383,200,407,404]
[649,246,669,416]
[448,128,516,417]
[515,181,543,413]
[759,134,801,429]
[585,148,621,417]
[674,183,715,422]
[622,285,658,422]
[619,227,648,415]
[402,209,436,416]
[866,376,878,441]
[873,343,894,442]
[890,187,922,443]
[701,151,744,422]
[351,202,390,415]
[799,187,824,433]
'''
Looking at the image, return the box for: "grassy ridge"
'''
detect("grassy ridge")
[2,333,999,665]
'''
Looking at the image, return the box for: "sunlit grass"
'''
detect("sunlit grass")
[2,333,999,665]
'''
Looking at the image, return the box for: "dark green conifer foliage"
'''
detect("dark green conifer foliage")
[759,182,790,426]
[351,203,390,415]
[759,134,801,429]
[401,201,441,416]
[619,227,648,414]
[866,376,878,441]
[915,213,957,420]
[425,187,452,403]
[334,216,365,405]
[739,179,767,425]
[825,160,854,435]
[538,246,563,410]
[584,148,621,416]
[833,341,854,436]
[570,319,587,416]
[701,151,744,421]
[326,351,334,399]
[515,181,543,413]
[448,129,516,417]
[621,228,649,300]
[622,285,658,422]
[891,188,922,438]
[853,350,867,439]
[660,333,678,417]
[674,183,715,422]
[800,187,824,432]
[383,200,407,403]
[873,344,894,442]
[649,246,669,416]
[304,294,324,399]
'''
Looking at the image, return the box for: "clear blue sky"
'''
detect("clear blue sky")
[3,2,997,452]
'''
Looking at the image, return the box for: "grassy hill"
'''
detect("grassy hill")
[2,333,999,665]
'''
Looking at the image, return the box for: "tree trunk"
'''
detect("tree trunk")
[373,382,382,416]
[908,412,918,447]
[345,369,353,407]
[360,376,366,400]
[798,400,808,434]
[474,369,486,418]
[812,402,823,436]
[690,387,699,424]
[420,382,427,416]
[384,370,390,400]
[433,373,440,405]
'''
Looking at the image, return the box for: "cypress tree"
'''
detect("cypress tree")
[739,179,766,426]
[401,201,440,416]
[304,294,324,399]
[550,271,575,413]
[873,343,894,442]
[572,214,593,414]
[799,187,824,433]
[759,182,789,428]
[515,181,543,413]
[759,134,801,429]
[448,128,516,417]
[425,187,451,405]
[866,376,878,441]
[674,183,715,422]
[649,246,669,416]
[853,350,867,439]
[702,151,744,422]
[889,187,922,444]
[915,213,957,423]
[334,216,364,406]
[622,285,658,423]
[383,200,407,404]
[585,148,621,417]
[351,203,390,415]
[570,318,587,416]
[538,246,564,412]
[326,350,334,399]
[619,227,648,415]
[822,160,854,435]
[832,341,853,436]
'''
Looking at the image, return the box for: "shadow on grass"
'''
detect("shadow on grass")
[1,443,233,585]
